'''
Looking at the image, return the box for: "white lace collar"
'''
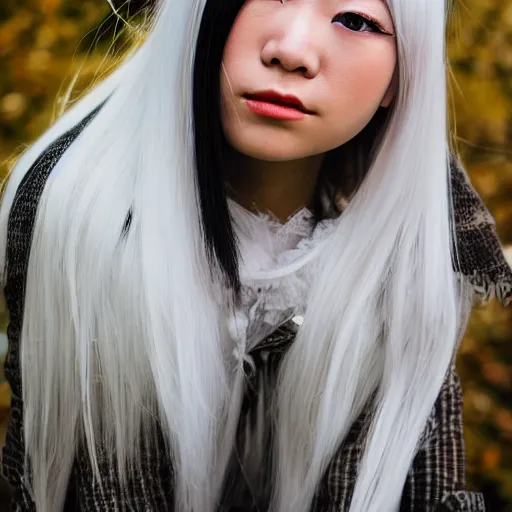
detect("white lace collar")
[227,200,337,359]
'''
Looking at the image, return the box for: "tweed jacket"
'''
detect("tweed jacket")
[1,108,511,512]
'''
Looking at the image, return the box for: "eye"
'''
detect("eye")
[332,12,385,34]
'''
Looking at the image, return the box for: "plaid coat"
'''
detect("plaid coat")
[1,108,511,512]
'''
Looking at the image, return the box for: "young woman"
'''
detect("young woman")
[0,0,510,511]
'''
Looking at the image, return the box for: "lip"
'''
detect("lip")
[243,90,313,121]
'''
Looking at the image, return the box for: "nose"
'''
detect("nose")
[260,15,320,79]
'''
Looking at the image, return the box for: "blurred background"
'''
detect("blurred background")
[0,0,511,509]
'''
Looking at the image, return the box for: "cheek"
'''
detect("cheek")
[222,4,262,76]
[328,48,396,107]
[220,10,259,140]
[322,47,396,133]
[220,73,234,133]
[221,30,252,111]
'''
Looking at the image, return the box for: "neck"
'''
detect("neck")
[225,149,324,223]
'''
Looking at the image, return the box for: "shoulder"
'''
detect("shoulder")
[0,104,104,287]
[450,156,512,307]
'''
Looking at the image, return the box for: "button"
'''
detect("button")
[292,315,304,326]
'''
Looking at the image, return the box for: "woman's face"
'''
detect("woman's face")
[221,0,397,162]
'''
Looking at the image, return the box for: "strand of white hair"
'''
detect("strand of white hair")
[271,0,471,511]
[0,0,242,510]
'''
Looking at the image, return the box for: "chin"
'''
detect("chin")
[240,148,311,162]
[229,139,318,162]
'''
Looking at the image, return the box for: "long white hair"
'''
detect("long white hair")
[0,0,471,511]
